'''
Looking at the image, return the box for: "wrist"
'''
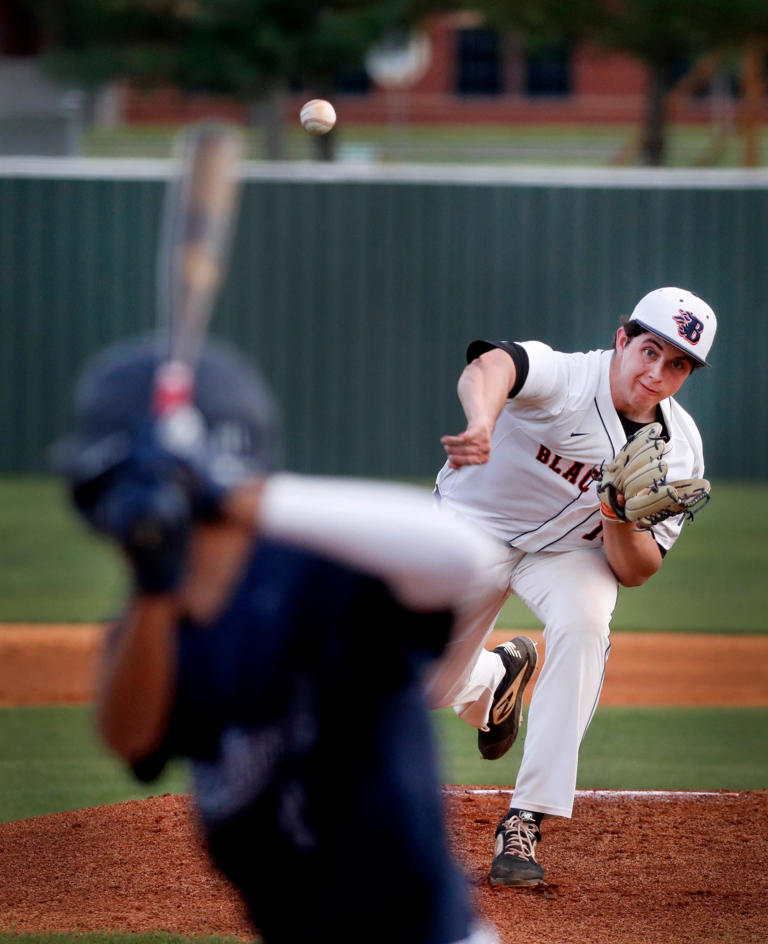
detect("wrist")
[466,416,493,438]
[130,550,186,594]
[600,501,625,523]
[220,478,268,530]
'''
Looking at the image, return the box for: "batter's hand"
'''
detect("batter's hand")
[441,421,493,468]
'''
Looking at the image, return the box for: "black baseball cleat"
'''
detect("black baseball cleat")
[478,636,538,761]
[490,809,545,886]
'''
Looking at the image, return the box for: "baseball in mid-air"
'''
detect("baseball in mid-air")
[300,99,337,135]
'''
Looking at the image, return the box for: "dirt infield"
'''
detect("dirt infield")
[1,624,767,943]
[1,790,766,944]
[2,623,768,707]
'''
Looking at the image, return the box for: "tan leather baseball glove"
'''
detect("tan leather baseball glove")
[597,422,667,514]
[623,478,711,529]
[597,422,711,529]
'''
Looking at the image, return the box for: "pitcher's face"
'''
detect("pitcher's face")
[610,328,694,422]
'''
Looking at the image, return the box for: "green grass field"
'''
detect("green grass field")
[0,476,766,821]
[83,121,768,168]
[0,476,765,944]
[438,705,768,791]
[0,478,126,623]
[499,479,768,633]
[1,704,765,825]
[0,476,765,630]
[0,706,186,823]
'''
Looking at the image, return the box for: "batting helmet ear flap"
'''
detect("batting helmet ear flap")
[69,463,125,532]
[50,428,135,531]
[51,429,134,485]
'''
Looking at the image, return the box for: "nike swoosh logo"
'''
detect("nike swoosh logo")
[570,432,589,437]
[491,666,528,725]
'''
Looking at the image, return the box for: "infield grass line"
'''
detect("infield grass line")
[434,705,768,792]
[1,476,767,631]
[448,788,745,798]
[1,704,766,823]
[81,121,768,167]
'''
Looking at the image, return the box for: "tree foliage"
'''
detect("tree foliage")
[472,0,768,164]
[478,0,768,61]
[24,0,430,95]
[20,0,768,164]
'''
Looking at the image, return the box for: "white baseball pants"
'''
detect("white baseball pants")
[425,542,618,819]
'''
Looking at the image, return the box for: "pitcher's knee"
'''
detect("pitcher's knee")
[546,611,610,649]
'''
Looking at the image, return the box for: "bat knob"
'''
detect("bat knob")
[154,360,194,414]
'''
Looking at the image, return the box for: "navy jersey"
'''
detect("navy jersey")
[134,539,476,944]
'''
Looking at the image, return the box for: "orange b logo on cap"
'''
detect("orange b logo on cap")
[673,310,704,345]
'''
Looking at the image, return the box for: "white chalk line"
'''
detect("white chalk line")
[446,788,744,799]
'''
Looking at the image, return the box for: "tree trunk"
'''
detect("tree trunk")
[313,127,335,161]
[740,39,763,167]
[640,62,668,166]
[249,87,286,161]
[309,79,336,162]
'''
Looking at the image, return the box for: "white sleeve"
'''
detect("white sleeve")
[513,341,572,416]
[259,474,497,611]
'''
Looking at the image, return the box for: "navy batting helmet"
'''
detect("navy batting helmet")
[55,335,281,519]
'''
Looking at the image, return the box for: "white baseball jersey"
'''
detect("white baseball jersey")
[435,341,705,554]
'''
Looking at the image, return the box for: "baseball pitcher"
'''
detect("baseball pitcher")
[427,286,716,885]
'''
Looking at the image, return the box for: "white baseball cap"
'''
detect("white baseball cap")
[629,287,717,366]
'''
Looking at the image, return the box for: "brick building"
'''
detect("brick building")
[120,13,737,128]
[0,5,755,131]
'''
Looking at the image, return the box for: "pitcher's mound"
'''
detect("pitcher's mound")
[1,790,766,943]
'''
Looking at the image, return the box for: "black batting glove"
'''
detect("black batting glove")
[72,430,193,594]
[101,471,191,595]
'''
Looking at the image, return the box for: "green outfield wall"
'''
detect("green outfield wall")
[1,160,766,478]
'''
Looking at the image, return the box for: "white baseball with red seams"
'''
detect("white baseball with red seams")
[299,99,337,135]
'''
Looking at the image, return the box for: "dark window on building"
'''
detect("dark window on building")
[524,40,572,96]
[456,28,502,95]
